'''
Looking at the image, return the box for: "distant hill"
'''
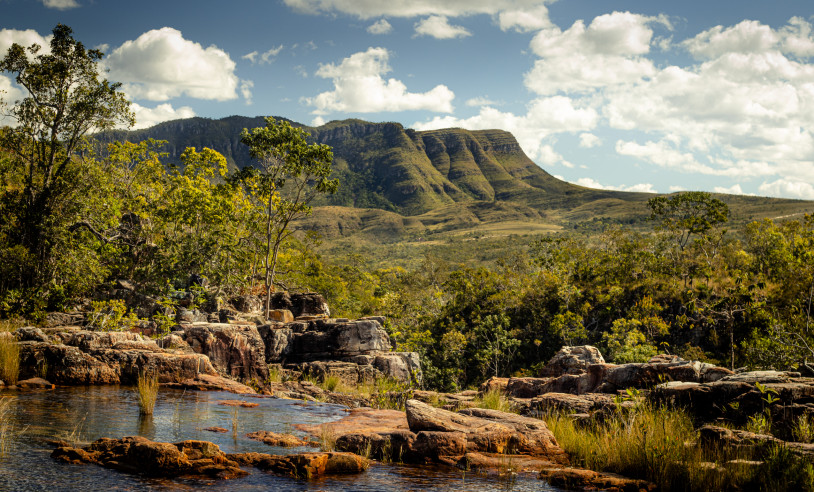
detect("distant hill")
[102,116,814,242]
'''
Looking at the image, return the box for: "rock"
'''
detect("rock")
[479,376,510,394]
[405,399,567,461]
[227,451,368,478]
[527,393,615,415]
[164,374,256,394]
[16,377,55,389]
[44,312,83,327]
[270,292,331,318]
[204,427,229,433]
[268,309,294,323]
[412,431,467,462]
[232,295,263,314]
[299,360,381,386]
[258,325,294,363]
[336,430,416,462]
[183,323,269,382]
[51,436,248,479]
[15,327,49,343]
[540,467,657,491]
[288,320,392,361]
[218,399,260,408]
[540,346,605,376]
[246,431,313,447]
[297,407,409,437]
[373,352,422,384]
[719,371,795,384]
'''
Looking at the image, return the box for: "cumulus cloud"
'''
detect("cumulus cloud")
[575,177,656,193]
[368,19,393,34]
[283,0,549,20]
[105,28,239,102]
[759,179,814,200]
[415,96,597,161]
[240,80,254,105]
[0,28,52,56]
[498,5,552,32]
[579,133,601,148]
[713,184,751,195]
[466,96,497,107]
[305,47,455,114]
[130,103,195,130]
[42,0,79,10]
[414,16,471,39]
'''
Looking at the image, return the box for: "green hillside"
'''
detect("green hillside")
[104,116,814,246]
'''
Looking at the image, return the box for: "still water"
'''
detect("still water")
[0,387,561,491]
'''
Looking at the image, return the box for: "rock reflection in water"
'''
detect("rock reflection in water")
[0,386,561,491]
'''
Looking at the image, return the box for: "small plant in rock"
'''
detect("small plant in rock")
[136,370,159,416]
[474,387,514,413]
[793,415,814,443]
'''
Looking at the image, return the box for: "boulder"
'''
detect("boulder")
[268,309,294,323]
[299,360,381,386]
[227,451,368,478]
[540,346,605,376]
[270,292,330,318]
[526,392,615,416]
[458,408,568,460]
[51,436,247,479]
[183,323,269,382]
[373,352,422,384]
[479,376,510,394]
[288,320,391,361]
[232,295,263,314]
[336,430,416,462]
[246,431,313,448]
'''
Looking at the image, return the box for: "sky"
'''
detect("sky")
[1,1,814,200]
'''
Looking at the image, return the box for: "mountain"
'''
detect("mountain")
[102,116,813,242]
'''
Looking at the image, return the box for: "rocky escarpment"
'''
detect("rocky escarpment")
[9,292,421,394]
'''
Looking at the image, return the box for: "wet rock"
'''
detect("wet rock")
[16,377,54,389]
[227,451,368,478]
[246,431,313,447]
[183,323,269,382]
[164,373,256,394]
[540,467,657,491]
[336,430,416,461]
[218,399,259,408]
[540,345,605,377]
[51,436,248,479]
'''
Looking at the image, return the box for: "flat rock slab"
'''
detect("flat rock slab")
[164,374,256,394]
[218,399,260,408]
[296,407,408,436]
[246,431,314,448]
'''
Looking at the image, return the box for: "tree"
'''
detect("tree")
[238,117,337,318]
[647,192,729,251]
[0,24,133,287]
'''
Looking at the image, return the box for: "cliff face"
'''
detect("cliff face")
[103,116,581,216]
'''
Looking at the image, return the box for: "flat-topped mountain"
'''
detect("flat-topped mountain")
[102,116,813,242]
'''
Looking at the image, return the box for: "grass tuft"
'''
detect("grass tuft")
[136,370,159,416]
[0,397,14,458]
[0,333,20,386]
[318,424,336,451]
[474,387,514,413]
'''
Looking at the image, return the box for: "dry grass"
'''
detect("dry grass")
[543,402,814,491]
[0,333,20,386]
[474,388,514,413]
[136,371,159,416]
[318,424,336,451]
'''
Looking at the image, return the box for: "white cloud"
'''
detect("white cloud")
[257,45,284,64]
[759,179,814,200]
[669,186,686,192]
[415,96,598,161]
[466,96,497,107]
[294,65,308,78]
[306,47,455,114]
[579,133,601,148]
[130,103,195,130]
[368,19,393,35]
[0,29,52,57]
[498,5,552,33]
[105,28,239,102]
[311,116,326,126]
[683,20,779,59]
[575,177,656,193]
[414,16,471,39]
[713,184,751,195]
[283,0,548,20]
[42,0,79,10]
[240,80,254,105]
[242,51,258,63]
[0,74,24,104]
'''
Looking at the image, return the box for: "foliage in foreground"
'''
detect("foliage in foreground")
[544,402,814,491]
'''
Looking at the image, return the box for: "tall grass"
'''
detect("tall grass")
[0,334,20,386]
[474,388,514,413]
[136,371,159,415]
[543,402,814,491]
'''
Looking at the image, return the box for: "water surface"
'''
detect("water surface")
[0,386,561,491]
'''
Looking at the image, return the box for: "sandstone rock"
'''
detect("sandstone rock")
[232,295,263,314]
[373,352,422,384]
[52,436,247,479]
[15,327,49,343]
[164,373,256,394]
[299,360,381,386]
[540,345,605,377]
[336,430,416,462]
[270,292,330,318]
[246,431,312,447]
[289,320,391,361]
[458,408,567,462]
[412,431,467,461]
[16,377,54,389]
[479,376,510,394]
[258,325,294,363]
[268,309,294,323]
[527,393,615,415]
[540,467,657,491]
[227,451,368,478]
[44,312,83,327]
[218,399,259,408]
[183,323,268,382]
